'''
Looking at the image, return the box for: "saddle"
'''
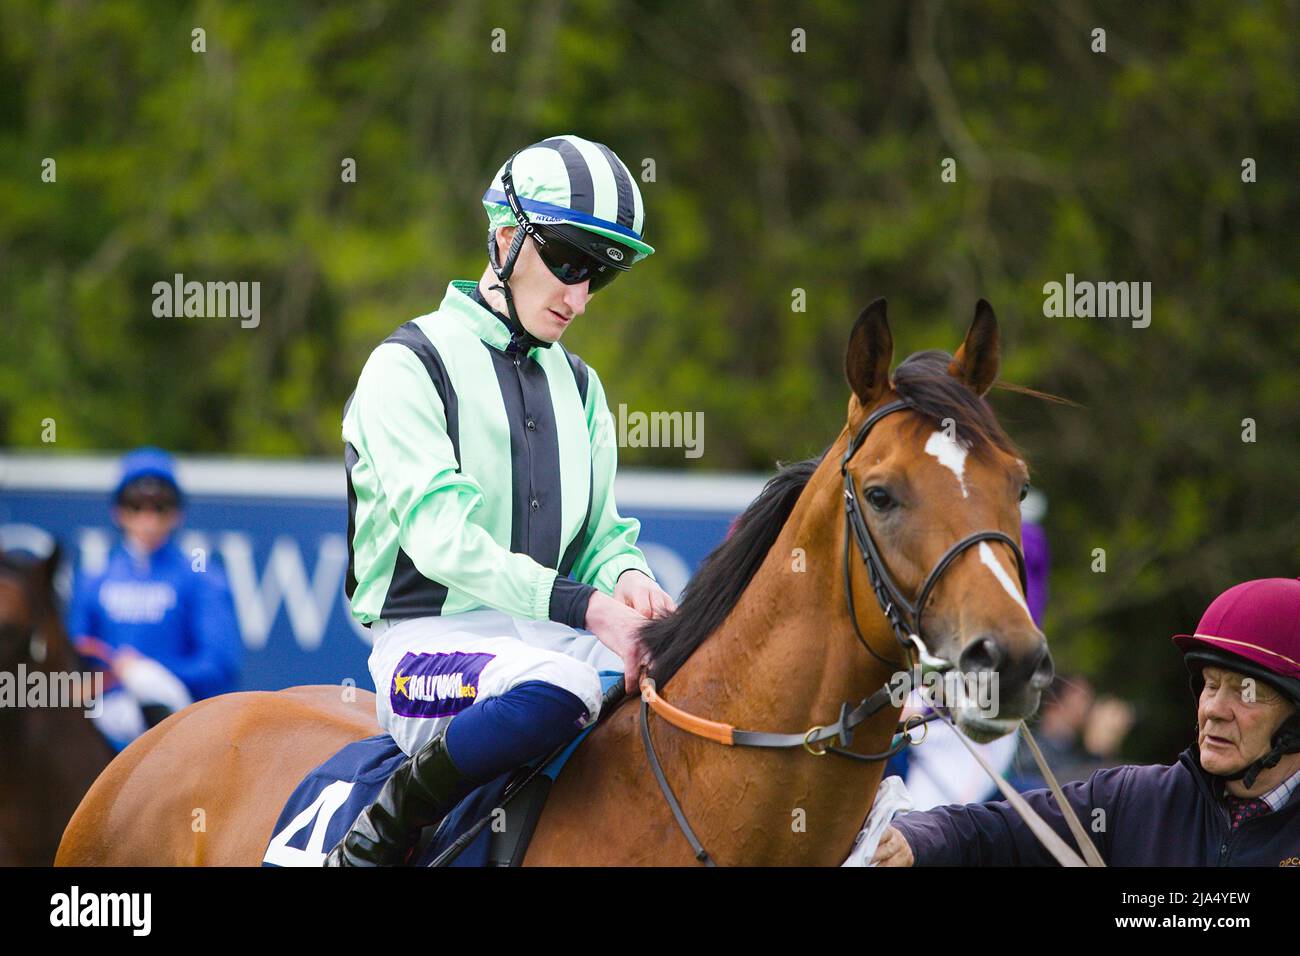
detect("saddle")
[263,672,624,867]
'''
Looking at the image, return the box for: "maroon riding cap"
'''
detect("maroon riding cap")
[1173,577,1300,683]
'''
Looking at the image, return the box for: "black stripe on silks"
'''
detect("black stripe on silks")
[380,547,449,619]
[593,141,635,229]
[344,437,360,602]
[564,348,590,406]
[557,349,592,577]
[488,345,529,557]
[373,323,461,618]
[516,353,564,567]
[486,343,564,569]
[540,137,595,216]
[384,321,461,469]
[557,458,594,579]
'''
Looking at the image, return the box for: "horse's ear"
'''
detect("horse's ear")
[846,298,893,407]
[948,299,1000,397]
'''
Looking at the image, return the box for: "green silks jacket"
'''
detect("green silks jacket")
[342,280,653,629]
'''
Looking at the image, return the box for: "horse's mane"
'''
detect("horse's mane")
[639,455,821,685]
[638,348,1024,684]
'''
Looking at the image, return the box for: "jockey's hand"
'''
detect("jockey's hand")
[613,569,677,620]
[586,591,652,695]
[870,826,914,867]
[112,646,193,713]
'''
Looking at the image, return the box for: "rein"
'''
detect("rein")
[638,398,1105,867]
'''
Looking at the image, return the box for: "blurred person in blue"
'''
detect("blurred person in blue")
[66,447,242,751]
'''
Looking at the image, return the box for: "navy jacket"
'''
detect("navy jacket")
[891,746,1300,866]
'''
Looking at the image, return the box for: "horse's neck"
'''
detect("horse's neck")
[659,464,902,864]
[0,618,113,864]
[1,612,107,757]
[38,616,81,672]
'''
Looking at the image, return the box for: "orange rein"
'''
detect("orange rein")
[638,674,736,746]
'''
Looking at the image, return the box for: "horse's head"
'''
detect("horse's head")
[0,546,62,673]
[842,298,1051,741]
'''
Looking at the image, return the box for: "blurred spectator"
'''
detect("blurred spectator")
[67,447,242,750]
[875,578,1300,866]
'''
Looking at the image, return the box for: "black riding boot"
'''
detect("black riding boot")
[323,732,475,867]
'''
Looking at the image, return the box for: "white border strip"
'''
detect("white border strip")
[0,453,769,513]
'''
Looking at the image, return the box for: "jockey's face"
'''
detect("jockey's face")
[1197,665,1295,779]
[486,226,592,343]
[113,500,182,554]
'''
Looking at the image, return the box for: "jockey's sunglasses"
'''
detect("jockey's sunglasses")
[119,497,178,514]
[498,152,632,294]
[117,477,180,513]
[529,226,622,293]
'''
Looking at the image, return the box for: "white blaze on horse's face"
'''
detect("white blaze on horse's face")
[978,542,1033,624]
[923,429,970,498]
[923,431,1035,629]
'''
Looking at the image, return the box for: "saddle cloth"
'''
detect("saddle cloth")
[263,671,622,867]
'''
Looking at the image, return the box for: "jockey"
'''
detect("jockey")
[326,135,676,866]
[67,447,242,750]
[872,577,1300,866]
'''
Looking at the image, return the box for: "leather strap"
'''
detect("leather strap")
[641,695,714,865]
[938,712,1104,867]
[639,677,899,751]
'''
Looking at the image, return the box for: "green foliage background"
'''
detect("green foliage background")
[2,2,1297,759]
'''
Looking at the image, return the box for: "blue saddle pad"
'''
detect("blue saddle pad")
[262,671,621,867]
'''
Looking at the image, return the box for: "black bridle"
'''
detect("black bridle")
[842,399,1029,673]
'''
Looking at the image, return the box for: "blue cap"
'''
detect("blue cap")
[112,446,183,504]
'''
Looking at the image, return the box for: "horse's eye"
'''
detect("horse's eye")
[1019,482,1030,502]
[864,487,894,512]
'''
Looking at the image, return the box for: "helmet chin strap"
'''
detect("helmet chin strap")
[486,149,557,353]
[486,227,549,353]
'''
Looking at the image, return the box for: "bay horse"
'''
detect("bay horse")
[1,546,115,864]
[58,298,1052,866]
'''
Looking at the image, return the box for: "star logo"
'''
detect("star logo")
[393,673,411,698]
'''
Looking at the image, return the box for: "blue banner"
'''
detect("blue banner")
[0,460,760,694]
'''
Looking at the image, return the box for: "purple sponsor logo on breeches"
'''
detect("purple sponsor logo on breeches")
[390,651,496,718]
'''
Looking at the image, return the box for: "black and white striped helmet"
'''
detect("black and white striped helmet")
[482,134,653,267]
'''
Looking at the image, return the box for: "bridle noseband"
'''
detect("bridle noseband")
[841,398,1029,674]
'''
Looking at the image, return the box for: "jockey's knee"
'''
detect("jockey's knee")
[444,676,596,782]
[375,635,606,767]
[510,652,605,723]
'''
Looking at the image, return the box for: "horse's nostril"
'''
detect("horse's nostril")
[1030,644,1055,690]
[959,636,1003,673]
